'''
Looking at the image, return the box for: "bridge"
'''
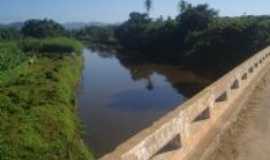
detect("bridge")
[99,46,270,160]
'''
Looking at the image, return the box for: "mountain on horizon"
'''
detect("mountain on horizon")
[63,22,109,30]
[0,22,24,30]
[0,21,118,31]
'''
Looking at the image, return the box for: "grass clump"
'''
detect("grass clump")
[0,39,94,160]
[0,42,26,72]
[18,37,83,56]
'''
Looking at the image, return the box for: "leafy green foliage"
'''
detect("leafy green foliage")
[21,19,65,38]
[113,1,270,72]
[182,16,270,70]
[0,42,26,72]
[115,12,152,50]
[115,1,218,53]
[0,27,21,41]
[18,37,83,56]
[73,25,117,49]
[176,2,218,33]
[0,40,94,160]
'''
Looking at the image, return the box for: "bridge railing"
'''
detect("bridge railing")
[100,46,270,160]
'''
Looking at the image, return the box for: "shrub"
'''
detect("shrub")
[0,27,21,41]
[0,42,25,72]
[17,38,42,53]
[0,56,94,160]
[18,37,83,56]
[21,19,65,38]
[41,37,83,54]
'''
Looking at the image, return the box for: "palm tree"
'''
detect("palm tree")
[145,0,152,14]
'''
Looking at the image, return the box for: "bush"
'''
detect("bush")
[21,19,65,38]
[18,37,83,56]
[0,27,21,41]
[41,37,83,54]
[113,1,270,72]
[0,42,26,72]
[0,56,94,160]
[18,38,43,53]
[0,40,93,159]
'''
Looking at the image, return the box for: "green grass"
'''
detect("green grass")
[0,42,26,72]
[0,39,94,160]
[18,37,83,56]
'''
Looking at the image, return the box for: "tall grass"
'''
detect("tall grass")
[18,37,83,56]
[0,42,26,72]
[0,39,94,160]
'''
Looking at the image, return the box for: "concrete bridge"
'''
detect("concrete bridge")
[100,46,270,160]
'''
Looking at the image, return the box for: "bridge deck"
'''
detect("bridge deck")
[207,70,270,160]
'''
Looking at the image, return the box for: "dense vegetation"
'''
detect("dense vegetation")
[0,42,25,71]
[18,37,83,56]
[0,20,94,160]
[0,27,21,41]
[21,19,65,38]
[72,25,117,49]
[72,1,270,74]
[1,0,270,159]
[113,1,270,72]
[3,1,270,74]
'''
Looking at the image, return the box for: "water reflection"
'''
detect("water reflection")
[109,85,184,111]
[77,49,213,157]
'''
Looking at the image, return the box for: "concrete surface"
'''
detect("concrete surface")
[208,70,270,160]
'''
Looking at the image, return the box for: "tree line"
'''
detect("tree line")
[113,0,270,72]
[0,19,66,40]
[2,0,270,73]
[69,0,270,73]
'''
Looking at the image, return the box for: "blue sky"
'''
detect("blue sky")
[1,0,270,23]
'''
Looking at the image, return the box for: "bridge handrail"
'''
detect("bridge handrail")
[100,46,270,160]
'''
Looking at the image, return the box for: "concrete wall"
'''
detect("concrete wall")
[100,46,270,160]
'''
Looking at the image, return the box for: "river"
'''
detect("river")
[77,48,212,157]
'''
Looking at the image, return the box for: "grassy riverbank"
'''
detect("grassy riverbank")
[0,38,94,160]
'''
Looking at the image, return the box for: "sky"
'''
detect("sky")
[1,0,270,24]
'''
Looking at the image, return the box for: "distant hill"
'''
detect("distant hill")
[8,22,24,30]
[0,21,119,31]
[63,22,88,30]
[0,22,24,30]
[63,22,111,30]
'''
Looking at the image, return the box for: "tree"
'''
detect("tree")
[112,1,270,72]
[0,27,21,40]
[145,0,152,14]
[74,25,116,45]
[177,0,191,13]
[176,2,218,33]
[115,12,152,50]
[21,19,65,38]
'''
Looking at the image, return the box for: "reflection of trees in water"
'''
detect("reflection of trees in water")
[115,54,215,98]
[146,77,154,91]
[91,49,216,98]
[90,48,116,58]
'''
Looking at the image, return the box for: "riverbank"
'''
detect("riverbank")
[0,39,94,160]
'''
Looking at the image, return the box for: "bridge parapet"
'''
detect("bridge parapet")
[100,46,270,160]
